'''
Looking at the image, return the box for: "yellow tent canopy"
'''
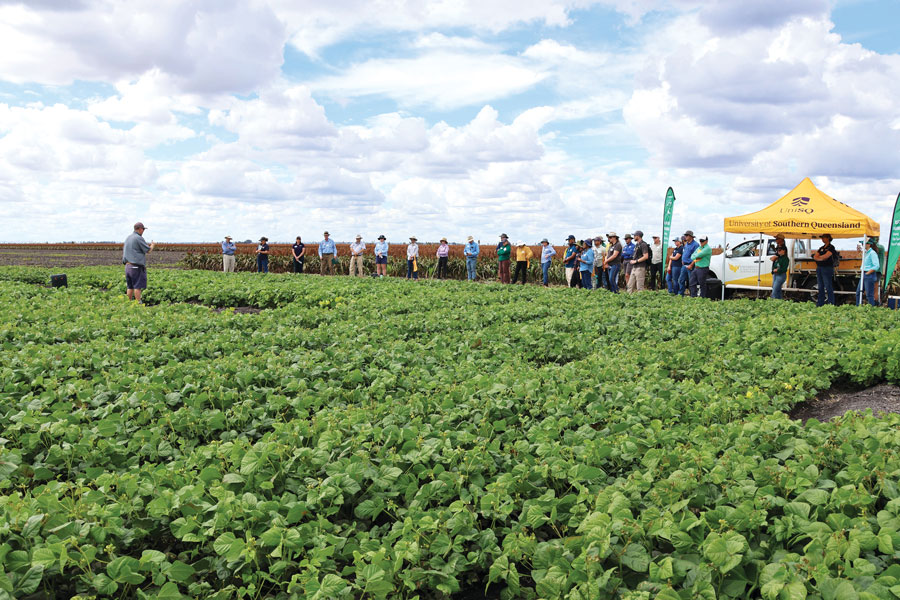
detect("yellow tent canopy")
[724,178,880,238]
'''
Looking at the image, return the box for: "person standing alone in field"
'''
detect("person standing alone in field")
[374,235,389,277]
[292,236,306,274]
[464,236,479,281]
[512,241,533,284]
[222,235,236,273]
[407,236,419,280]
[349,234,366,277]
[256,237,269,273]
[319,231,336,276]
[123,222,154,302]
[497,234,512,284]
[540,238,555,286]
[436,238,450,279]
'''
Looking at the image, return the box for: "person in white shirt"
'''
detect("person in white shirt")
[406,237,420,280]
[650,235,663,290]
[349,234,366,277]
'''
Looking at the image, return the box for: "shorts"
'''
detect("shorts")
[125,264,147,289]
[375,256,388,265]
[624,261,634,276]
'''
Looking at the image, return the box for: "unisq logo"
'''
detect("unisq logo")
[781,197,814,214]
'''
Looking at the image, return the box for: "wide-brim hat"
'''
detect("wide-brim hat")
[607,232,618,238]
[540,238,549,244]
[440,237,448,242]
[409,236,417,241]
[467,236,474,241]
[378,235,386,240]
[259,237,268,241]
[224,235,232,239]
[500,233,508,239]
[355,234,362,239]
[683,230,694,237]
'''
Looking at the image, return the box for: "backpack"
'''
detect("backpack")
[647,244,653,263]
[831,248,840,268]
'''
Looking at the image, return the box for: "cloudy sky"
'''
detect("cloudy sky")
[0,0,898,245]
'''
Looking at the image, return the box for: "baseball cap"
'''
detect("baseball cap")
[683,230,694,237]
[323,231,330,235]
[134,222,146,230]
[500,233,508,238]
[633,230,643,238]
[699,235,708,242]
[567,234,576,241]
[517,240,526,246]
[652,234,660,239]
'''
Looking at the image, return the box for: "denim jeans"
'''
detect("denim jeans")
[466,257,477,280]
[678,266,690,296]
[816,266,835,306]
[857,272,879,306]
[581,270,593,289]
[668,265,682,294]
[607,264,620,293]
[541,261,550,285]
[406,259,418,280]
[256,256,268,273]
[771,273,786,299]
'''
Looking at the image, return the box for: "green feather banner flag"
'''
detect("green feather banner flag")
[882,192,900,296]
[661,187,676,275]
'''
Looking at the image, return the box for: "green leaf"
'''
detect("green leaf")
[165,561,195,583]
[798,489,829,505]
[157,582,184,600]
[20,514,44,539]
[621,543,650,572]
[31,547,56,569]
[12,566,43,596]
[107,556,145,585]
[316,573,349,597]
[92,573,118,595]
[140,550,167,565]
[239,451,260,475]
[703,531,747,574]
[650,556,674,581]
[780,581,807,600]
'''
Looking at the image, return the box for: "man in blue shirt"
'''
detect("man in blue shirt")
[857,238,880,306]
[222,235,236,273]
[679,231,700,296]
[622,233,635,287]
[123,221,154,302]
[563,235,578,287]
[578,240,594,289]
[464,236,480,281]
[318,231,337,276]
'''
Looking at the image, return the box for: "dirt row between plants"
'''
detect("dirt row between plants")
[790,383,900,422]
[0,248,187,269]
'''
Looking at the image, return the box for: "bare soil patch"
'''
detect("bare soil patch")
[0,247,186,268]
[790,384,900,422]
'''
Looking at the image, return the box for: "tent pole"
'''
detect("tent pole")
[859,234,867,305]
[756,232,763,299]
[722,232,727,300]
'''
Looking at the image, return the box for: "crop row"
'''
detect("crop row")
[0,267,899,599]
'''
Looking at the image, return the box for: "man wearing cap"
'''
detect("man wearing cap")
[687,235,712,298]
[563,235,578,287]
[667,238,683,294]
[626,231,650,293]
[256,237,270,273]
[436,237,450,279]
[578,239,594,289]
[374,235,389,277]
[318,231,337,276]
[679,231,699,296]
[222,235,236,273]
[464,236,479,281]
[857,238,881,306]
[349,235,366,277]
[593,237,607,289]
[871,236,886,304]
[539,239,556,286]
[512,241,533,285]
[603,233,622,293]
[123,222,154,302]
[497,234,512,284]
[406,236,419,280]
[291,236,306,274]
[650,235,663,290]
[812,233,837,306]
[621,233,635,287]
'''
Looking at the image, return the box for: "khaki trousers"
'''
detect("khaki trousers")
[223,254,235,272]
[320,253,334,275]
[349,255,365,277]
[626,265,646,293]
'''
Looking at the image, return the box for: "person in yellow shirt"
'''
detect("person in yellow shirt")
[512,241,534,284]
